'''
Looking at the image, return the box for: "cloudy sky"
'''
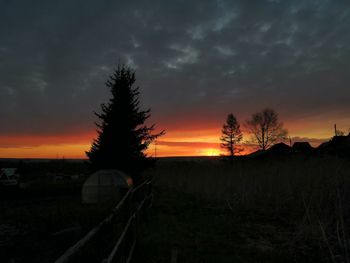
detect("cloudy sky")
[1,0,350,157]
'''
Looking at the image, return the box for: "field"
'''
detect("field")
[1,156,350,262]
[0,194,115,263]
[137,156,350,262]
[0,160,115,263]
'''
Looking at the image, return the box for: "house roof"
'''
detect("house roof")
[292,142,313,151]
[247,143,291,159]
[268,143,292,153]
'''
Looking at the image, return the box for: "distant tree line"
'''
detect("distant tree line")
[221,108,288,158]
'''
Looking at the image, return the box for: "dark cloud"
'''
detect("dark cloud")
[0,0,350,136]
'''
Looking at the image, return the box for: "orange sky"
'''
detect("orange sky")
[0,121,338,159]
[1,0,350,160]
[0,133,249,158]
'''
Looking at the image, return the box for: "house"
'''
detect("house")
[0,168,19,186]
[268,142,292,154]
[247,143,291,159]
[318,134,350,156]
[292,142,314,153]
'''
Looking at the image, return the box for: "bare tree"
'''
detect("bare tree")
[220,113,243,159]
[246,108,288,150]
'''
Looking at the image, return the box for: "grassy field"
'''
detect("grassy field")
[1,156,349,262]
[137,156,350,262]
[0,185,115,262]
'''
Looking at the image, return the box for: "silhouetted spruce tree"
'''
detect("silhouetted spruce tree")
[220,113,243,160]
[86,65,164,180]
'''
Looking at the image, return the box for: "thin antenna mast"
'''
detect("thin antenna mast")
[334,124,337,136]
[154,139,157,158]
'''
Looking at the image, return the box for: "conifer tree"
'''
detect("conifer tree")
[86,65,164,179]
[220,113,243,159]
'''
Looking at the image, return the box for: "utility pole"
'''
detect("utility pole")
[334,124,337,136]
[154,139,157,159]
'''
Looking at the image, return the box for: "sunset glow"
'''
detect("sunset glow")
[201,148,222,156]
[0,124,335,159]
[0,143,90,159]
[1,0,349,160]
[2,2,350,263]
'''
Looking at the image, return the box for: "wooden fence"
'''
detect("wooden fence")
[54,177,153,263]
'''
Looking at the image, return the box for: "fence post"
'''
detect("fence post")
[55,178,153,263]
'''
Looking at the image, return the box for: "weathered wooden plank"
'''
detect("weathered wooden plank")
[126,240,137,263]
[55,188,133,263]
[103,214,135,263]
[55,178,152,263]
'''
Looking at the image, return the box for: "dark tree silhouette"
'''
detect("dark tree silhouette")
[246,108,287,150]
[220,113,243,159]
[86,65,164,179]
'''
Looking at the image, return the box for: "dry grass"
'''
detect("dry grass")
[146,156,350,262]
[0,191,115,262]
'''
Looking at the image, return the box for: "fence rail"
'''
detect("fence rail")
[55,178,153,263]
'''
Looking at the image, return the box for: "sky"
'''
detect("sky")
[0,0,350,158]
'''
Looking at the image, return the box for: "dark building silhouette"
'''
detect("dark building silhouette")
[268,142,292,154]
[247,143,291,159]
[248,134,350,159]
[292,142,314,153]
[318,134,350,157]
